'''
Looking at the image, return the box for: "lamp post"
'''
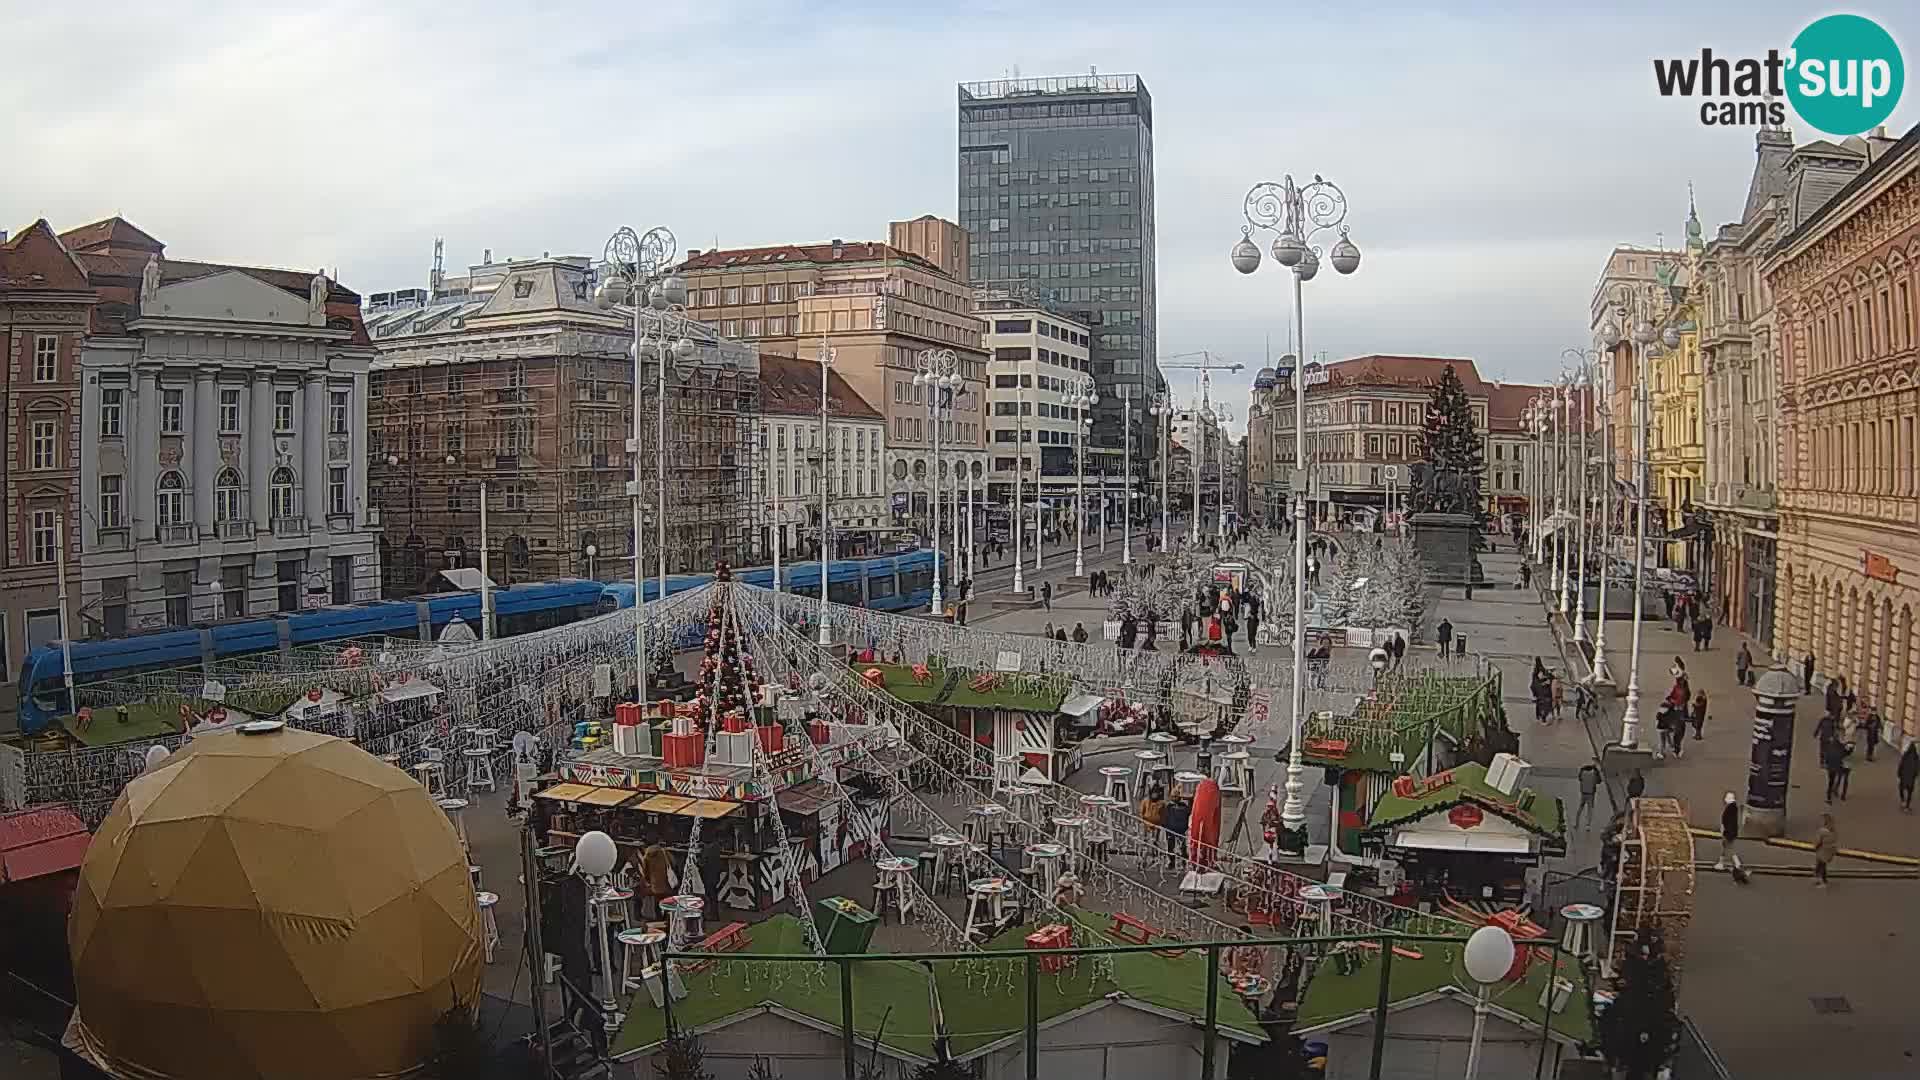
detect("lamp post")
[1615,296,1660,750]
[1463,924,1517,1080]
[572,830,623,1035]
[1234,172,1362,831]
[1589,332,1620,686]
[1191,397,1210,548]
[966,460,978,581]
[585,543,598,582]
[915,348,961,615]
[1557,374,1573,617]
[1122,395,1134,564]
[596,225,687,702]
[1564,347,1602,646]
[814,340,835,644]
[1013,377,1027,596]
[1068,374,1098,578]
[1214,406,1234,540]
[1149,391,1172,552]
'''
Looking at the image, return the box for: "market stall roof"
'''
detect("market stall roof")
[573,787,641,808]
[1294,946,1591,1045]
[1060,693,1105,718]
[377,681,443,704]
[863,663,1070,714]
[1364,761,1564,843]
[531,782,599,803]
[634,794,695,814]
[683,799,741,820]
[0,806,90,884]
[1388,830,1534,854]
[775,779,837,816]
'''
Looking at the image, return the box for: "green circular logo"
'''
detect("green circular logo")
[1787,15,1904,136]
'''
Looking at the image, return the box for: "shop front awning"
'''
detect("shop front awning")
[776,779,837,816]
[572,787,642,808]
[1060,693,1105,720]
[634,794,695,815]
[531,782,599,803]
[1388,829,1533,854]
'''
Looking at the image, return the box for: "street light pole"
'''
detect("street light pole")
[1557,376,1573,617]
[1564,350,1596,644]
[816,339,835,645]
[1618,301,1660,749]
[1234,173,1362,832]
[1013,376,1027,596]
[916,348,961,615]
[1214,407,1233,541]
[1122,395,1134,564]
[1150,391,1171,553]
[1070,374,1097,579]
[1590,338,1618,686]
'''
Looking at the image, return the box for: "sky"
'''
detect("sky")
[5,1,1915,430]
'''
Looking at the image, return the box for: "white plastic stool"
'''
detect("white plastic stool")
[1003,785,1040,840]
[964,878,1011,941]
[874,856,918,921]
[1024,843,1065,898]
[475,891,500,963]
[663,894,705,948]
[413,761,447,799]
[994,753,1020,792]
[1172,770,1207,800]
[1099,765,1132,804]
[1218,751,1252,794]
[1133,750,1166,794]
[618,928,667,991]
[965,804,1007,850]
[1559,903,1604,962]
[469,865,483,893]
[437,797,470,850]
[929,833,968,896]
[1051,815,1088,868]
[470,726,499,753]
[463,747,496,793]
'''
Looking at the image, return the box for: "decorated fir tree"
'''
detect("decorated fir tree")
[691,563,762,728]
[1410,363,1490,542]
[1595,928,1682,1080]
[655,1029,716,1080]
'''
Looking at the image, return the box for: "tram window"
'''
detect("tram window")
[867,574,897,599]
[828,579,863,605]
[900,568,932,596]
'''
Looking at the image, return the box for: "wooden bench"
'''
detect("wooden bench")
[680,922,751,974]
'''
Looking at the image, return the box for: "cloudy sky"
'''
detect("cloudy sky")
[6,1,1914,421]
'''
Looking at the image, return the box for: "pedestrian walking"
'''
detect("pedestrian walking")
[1626,770,1646,801]
[1436,618,1454,657]
[1701,615,1714,649]
[1043,621,1054,642]
[1898,741,1918,812]
[1690,691,1708,740]
[1716,792,1743,871]
[1551,677,1566,723]
[1575,763,1601,829]
[1246,609,1260,651]
[1530,658,1553,723]
[1735,643,1752,688]
[1859,710,1882,762]
[956,600,968,626]
[1041,581,1052,611]
[1803,653,1816,695]
[1390,633,1406,669]
[1823,736,1849,803]
[1813,813,1837,888]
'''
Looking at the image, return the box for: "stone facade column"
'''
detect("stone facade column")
[302,373,326,528]
[348,376,367,530]
[193,371,216,532]
[134,370,160,535]
[249,370,273,528]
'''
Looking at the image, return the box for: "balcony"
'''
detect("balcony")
[1699,318,1751,349]
[159,524,195,545]
[272,517,310,538]
[218,519,253,540]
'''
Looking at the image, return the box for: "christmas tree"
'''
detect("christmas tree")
[1595,928,1682,1080]
[655,1029,716,1080]
[690,563,761,729]
[1410,364,1490,542]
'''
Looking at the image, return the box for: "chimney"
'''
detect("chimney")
[0,230,8,244]
[482,248,492,264]
[831,239,845,259]
[686,249,701,258]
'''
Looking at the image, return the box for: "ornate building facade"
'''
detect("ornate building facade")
[1768,122,1919,738]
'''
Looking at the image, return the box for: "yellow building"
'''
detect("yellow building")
[1647,199,1709,571]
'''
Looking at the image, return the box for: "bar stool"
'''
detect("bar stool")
[994,754,1021,792]
[1195,736,1215,778]
[1132,750,1166,794]
[1099,765,1132,804]
[662,894,706,948]
[463,748,496,793]
[1218,751,1252,794]
[475,891,500,963]
[873,856,918,922]
[965,804,1008,856]
[436,797,470,850]
[468,865,484,893]
[1172,770,1207,800]
[413,761,447,799]
[470,726,499,753]
[1003,784,1040,839]
[1024,843,1065,899]
[618,928,667,991]
[1079,794,1119,862]
[1559,903,1604,963]
[964,878,1012,941]
[598,885,634,938]
[1051,815,1088,869]
[1298,883,1339,939]
[929,833,968,897]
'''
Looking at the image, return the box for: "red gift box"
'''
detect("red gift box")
[662,731,705,768]
[615,702,641,727]
[723,712,749,734]
[808,719,831,746]
[755,724,784,754]
[1026,924,1073,973]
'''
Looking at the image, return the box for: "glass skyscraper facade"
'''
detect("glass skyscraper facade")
[957,75,1157,463]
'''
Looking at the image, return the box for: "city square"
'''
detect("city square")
[2,6,1917,1080]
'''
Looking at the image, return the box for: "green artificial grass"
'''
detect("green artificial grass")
[611,911,1265,1061]
[58,703,186,746]
[864,663,1069,714]
[1365,761,1564,840]
[1295,941,1593,1045]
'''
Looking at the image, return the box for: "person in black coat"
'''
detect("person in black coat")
[1626,770,1646,801]
[1898,742,1919,812]
[1161,795,1192,868]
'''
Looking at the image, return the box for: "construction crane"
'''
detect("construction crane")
[1156,351,1245,544]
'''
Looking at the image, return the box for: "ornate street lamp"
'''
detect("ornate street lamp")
[1149,391,1173,553]
[1068,374,1098,578]
[914,349,962,615]
[1233,173,1361,832]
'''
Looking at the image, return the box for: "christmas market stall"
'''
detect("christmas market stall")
[1359,757,1565,905]
[857,660,1076,782]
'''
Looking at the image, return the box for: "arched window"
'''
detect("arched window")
[270,467,297,521]
[156,470,187,527]
[214,468,244,524]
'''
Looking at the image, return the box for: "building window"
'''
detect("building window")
[30,419,57,470]
[158,388,183,434]
[745,286,762,303]
[331,556,353,605]
[277,560,300,613]
[447,480,465,512]
[767,285,785,302]
[722,320,739,338]
[448,369,465,393]
[157,470,188,529]
[100,388,124,436]
[723,287,740,304]
[745,318,762,337]
[221,565,246,619]
[164,570,191,627]
[102,578,128,637]
[505,483,528,511]
[270,467,298,520]
[330,390,350,434]
[99,475,124,529]
[29,509,56,565]
[33,335,58,382]
[215,468,244,524]
[446,421,465,451]
[219,388,241,432]
[275,390,295,432]
[328,467,348,515]
[768,316,786,335]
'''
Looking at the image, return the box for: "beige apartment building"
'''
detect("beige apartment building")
[680,222,989,539]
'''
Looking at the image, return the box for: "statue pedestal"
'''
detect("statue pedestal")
[1409,513,1484,585]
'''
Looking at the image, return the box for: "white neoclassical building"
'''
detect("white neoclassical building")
[64,218,380,633]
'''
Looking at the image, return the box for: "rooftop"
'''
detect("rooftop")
[1365,760,1564,840]
[1296,941,1592,1045]
[681,241,940,276]
[0,220,91,293]
[959,74,1145,100]
[865,662,1070,714]
[758,355,882,421]
[1299,355,1490,396]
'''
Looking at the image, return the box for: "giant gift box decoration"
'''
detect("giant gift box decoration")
[663,709,704,768]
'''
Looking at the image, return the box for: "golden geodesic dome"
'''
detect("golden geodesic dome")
[67,723,482,1080]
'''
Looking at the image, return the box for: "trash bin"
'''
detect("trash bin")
[1455,635,1468,656]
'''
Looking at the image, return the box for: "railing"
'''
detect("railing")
[271,517,309,538]
[646,929,1572,1080]
[218,519,253,540]
[158,523,195,544]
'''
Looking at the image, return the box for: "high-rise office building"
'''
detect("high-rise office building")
[957,74,1157,474]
